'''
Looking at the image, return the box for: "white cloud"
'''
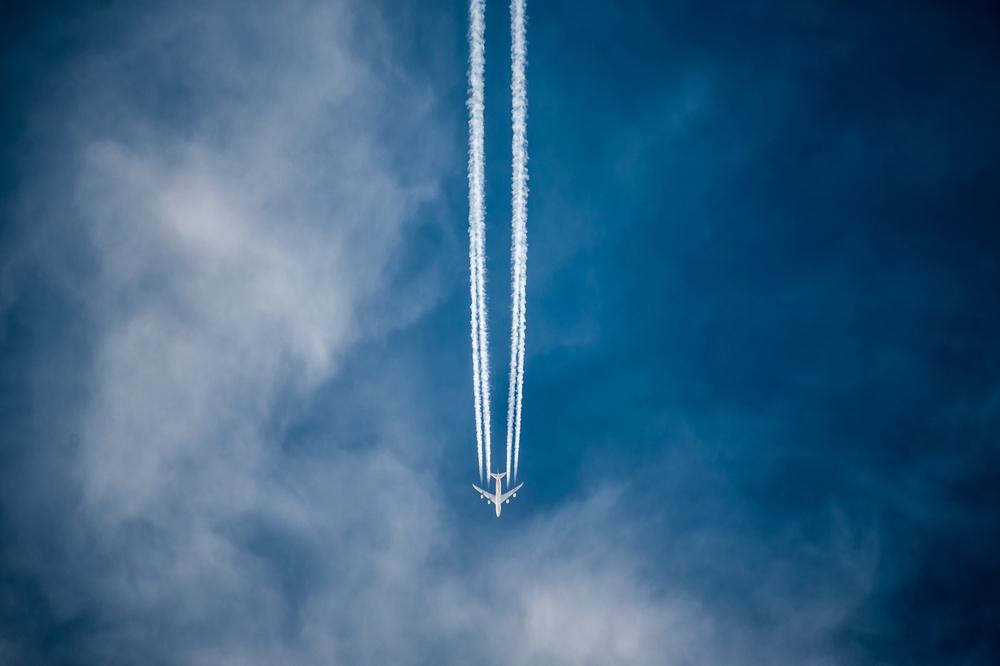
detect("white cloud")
[1,2,878,664]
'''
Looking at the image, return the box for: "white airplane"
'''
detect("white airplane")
[472,471,523,518]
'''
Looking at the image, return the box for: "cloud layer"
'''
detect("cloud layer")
[2,1,998,664]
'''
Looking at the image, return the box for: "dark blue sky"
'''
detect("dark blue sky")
[2,1,999,664]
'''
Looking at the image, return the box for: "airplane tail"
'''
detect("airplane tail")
[490,471,507,482]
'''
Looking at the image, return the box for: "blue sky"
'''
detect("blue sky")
[1,1,999,664]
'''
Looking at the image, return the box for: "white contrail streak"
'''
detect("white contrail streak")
[467,0,492,481]
[468,0,528,488]
[505,0,528,483]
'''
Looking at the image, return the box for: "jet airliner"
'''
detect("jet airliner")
[472,471,523,517]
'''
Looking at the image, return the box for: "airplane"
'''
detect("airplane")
[472,471,523,518]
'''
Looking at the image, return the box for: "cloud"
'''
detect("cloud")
[0,1,897,664]
[0,0,447,661]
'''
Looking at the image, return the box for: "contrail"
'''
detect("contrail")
[467,0,492,481]
[505,0,529,483]
[468,0,528,488]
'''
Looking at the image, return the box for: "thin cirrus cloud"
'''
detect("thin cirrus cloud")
[1,1,997,665]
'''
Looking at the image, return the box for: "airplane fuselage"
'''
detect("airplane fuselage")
[493,474,503,517]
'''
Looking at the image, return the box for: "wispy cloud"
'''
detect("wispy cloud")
[3,1,994,664]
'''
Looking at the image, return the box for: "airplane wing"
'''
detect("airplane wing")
[497,482,523,504]
[471,484,491,499]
